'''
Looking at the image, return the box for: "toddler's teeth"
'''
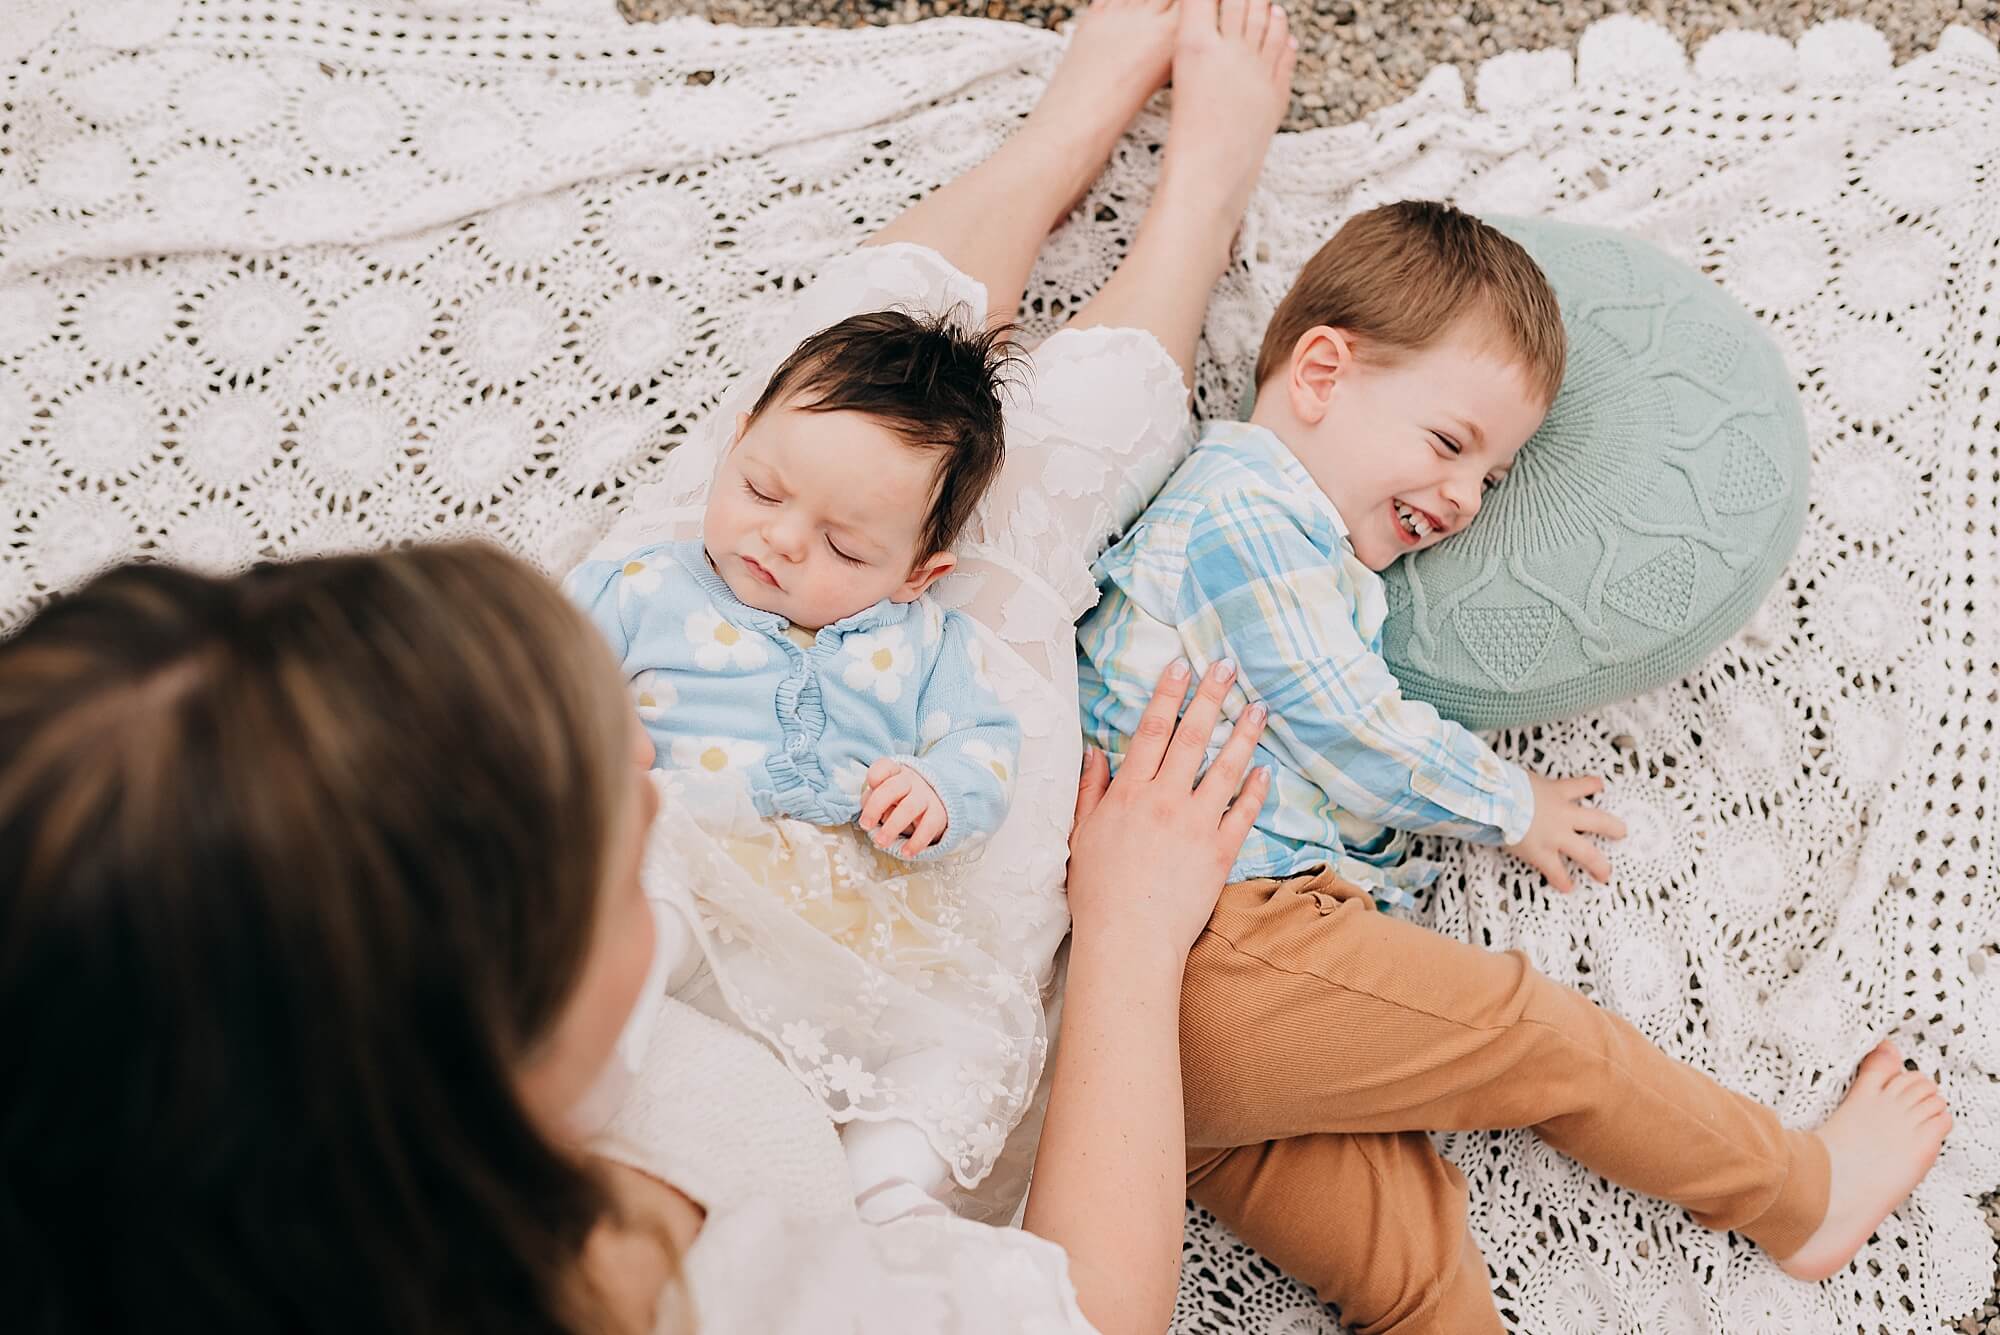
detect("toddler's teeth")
[1392,498,1427,541]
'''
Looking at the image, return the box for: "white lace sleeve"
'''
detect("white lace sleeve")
[679,1199,1099,1335]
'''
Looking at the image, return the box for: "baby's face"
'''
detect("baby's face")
[704,401,945,631]
[1283,320,1550,572]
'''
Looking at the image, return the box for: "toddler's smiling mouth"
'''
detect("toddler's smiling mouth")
[1392,498,1442,544]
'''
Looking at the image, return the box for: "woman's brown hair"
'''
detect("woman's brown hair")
[0,544,644,1333]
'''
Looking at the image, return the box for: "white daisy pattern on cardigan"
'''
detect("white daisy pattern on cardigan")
[686,600,769,672]
[840,625,916,704]
[568,539,1020,862]
[669,734,768,776]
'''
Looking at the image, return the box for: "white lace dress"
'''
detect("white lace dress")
[594,995,1098,1335]
[586,241,1194,1203]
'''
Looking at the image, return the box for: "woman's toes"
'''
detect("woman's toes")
[1242,0,1269,47]
[1218,0,1247,39]
[1179,0,1216,40]
[1266,6,1292,64]
[1264,5,1296,50]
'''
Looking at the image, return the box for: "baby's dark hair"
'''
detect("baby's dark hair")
[746,308,1023,559]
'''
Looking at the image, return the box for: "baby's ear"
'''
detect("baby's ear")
[895,550,957,602]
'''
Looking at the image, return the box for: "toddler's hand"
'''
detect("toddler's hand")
[1505,771,1628,892]
[860,760,949,856]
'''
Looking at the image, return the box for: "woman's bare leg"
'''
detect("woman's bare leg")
[865,0,1179,326]
[1065,0,1294,390]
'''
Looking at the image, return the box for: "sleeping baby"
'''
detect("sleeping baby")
[567,307,1026,1223]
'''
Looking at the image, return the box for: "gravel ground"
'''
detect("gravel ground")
[622,0,2000,1327]
[623,0,2000,127]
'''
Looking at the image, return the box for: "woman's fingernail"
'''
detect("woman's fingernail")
[1166,659,1191,682]
[1212,658,1237,682]
[1247,703,1267,724]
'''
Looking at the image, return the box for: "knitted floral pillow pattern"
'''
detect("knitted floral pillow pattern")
[1379,215,1810,730]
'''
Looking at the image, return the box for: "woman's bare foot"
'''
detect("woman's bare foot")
[863,0,1179,320]
[1020,0,1180,221]
[1776,1042,1952,1282]
[1058,0,1293,386]
[1029,0,1179,137]
[1153,0,1296,268]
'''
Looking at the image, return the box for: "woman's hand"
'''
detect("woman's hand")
[1066,658,1270,962]
[1026,660,1270,1334]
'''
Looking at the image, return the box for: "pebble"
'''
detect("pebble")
[624,1,2000,1325]
[622,0,1998,127]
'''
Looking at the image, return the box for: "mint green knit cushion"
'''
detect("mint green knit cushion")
[1377,216,1809,730]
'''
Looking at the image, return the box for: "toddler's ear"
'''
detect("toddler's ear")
[895,551,957,602]
[1287,325,1356,426]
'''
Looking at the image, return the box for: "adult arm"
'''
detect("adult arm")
[1022,658,1269,1335]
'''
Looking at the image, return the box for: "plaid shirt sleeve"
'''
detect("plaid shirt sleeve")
[1175,489,1535,846]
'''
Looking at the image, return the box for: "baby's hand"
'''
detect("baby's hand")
[1504,771,1628,892]
[860,759,949,856]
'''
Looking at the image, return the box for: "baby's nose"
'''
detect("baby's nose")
[766,515,810,559]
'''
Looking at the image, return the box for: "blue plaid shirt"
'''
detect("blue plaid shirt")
[1076,422,1534,906]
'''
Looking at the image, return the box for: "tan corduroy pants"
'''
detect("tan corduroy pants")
[1180,868,1829,1335]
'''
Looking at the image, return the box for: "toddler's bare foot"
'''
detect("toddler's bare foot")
[1153,0,1295,264]
[1021,0,1180,216]
[1776,1042,1951,1282]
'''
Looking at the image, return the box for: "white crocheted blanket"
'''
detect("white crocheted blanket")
[5,4,1997,1331]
